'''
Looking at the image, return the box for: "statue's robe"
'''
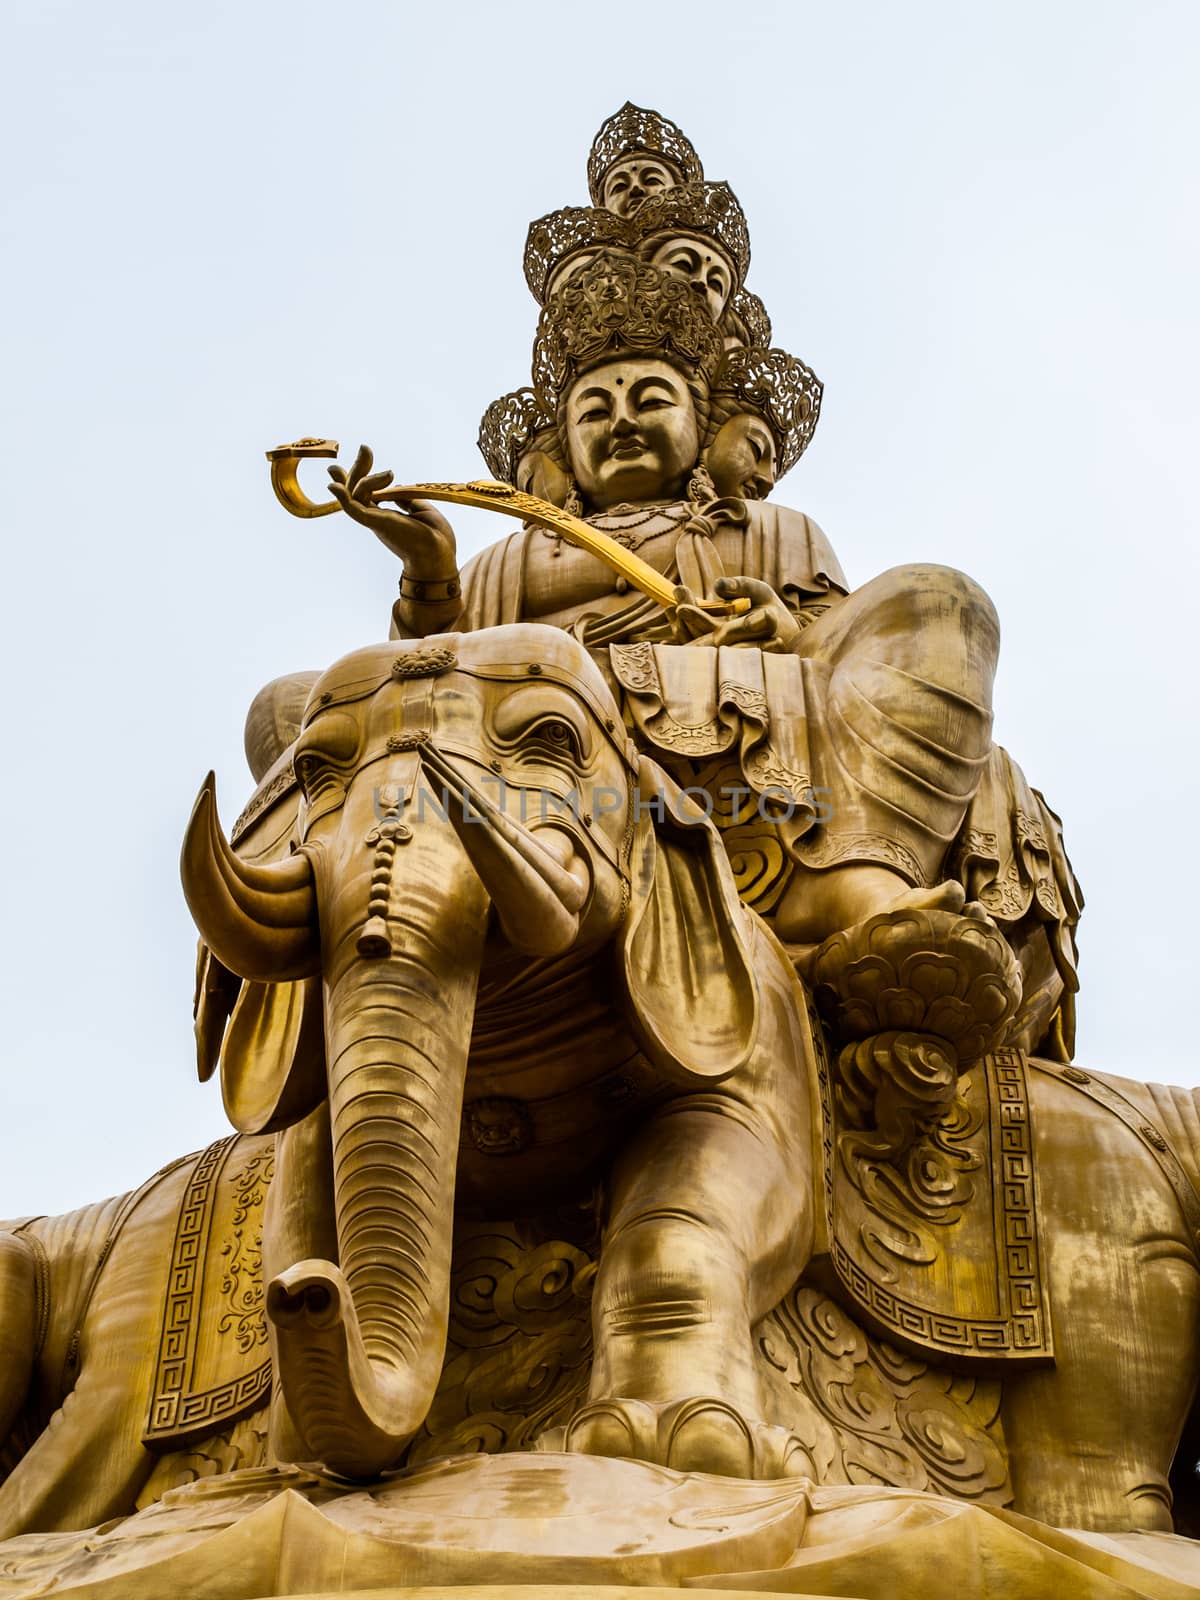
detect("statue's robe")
[403,499,848,639]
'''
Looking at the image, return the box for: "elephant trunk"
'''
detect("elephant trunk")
[267,804,490,1477]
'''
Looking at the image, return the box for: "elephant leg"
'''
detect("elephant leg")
[573,1093,812,1477]
[260,1105,336,1466]
[1003,1078,1200,1532]
[0,1231,38,1441]
[0,1370,155,1539]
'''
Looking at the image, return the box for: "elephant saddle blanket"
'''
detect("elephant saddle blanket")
[813,1042,1055,1365]
[142,1135,274,1447]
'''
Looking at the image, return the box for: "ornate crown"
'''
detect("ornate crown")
[713,346,823,475]
[524,184,751,308]
[729,288,772,350]
[630,181,750,288]
[531,251,726,410]
[523,206,633,306]
[477,387,556,484]
[586,103,704,206]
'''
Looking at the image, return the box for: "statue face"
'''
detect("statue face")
[647,237,735,321]
[706,413,778,501]
[601,157,677,218]
[565,358,700,511]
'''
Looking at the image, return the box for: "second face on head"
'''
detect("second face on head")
[705,413,778,501]
[644,235,736,323]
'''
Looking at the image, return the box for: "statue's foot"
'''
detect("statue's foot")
[776,864,974,953]
[783,879,1002,978]
[888,879,965,916]
[542,1395,812,1479]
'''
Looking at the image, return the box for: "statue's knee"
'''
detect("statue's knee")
[849,563,999,650]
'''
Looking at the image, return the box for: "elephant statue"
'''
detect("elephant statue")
[3,620,1200,1542]
[179,619,1200,1532]
[181,622,820,1482]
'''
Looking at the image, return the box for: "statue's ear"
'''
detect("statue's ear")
[220,976,325,1134]
[618,758,760,1085]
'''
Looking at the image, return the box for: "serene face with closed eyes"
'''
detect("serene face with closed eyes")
[706,412,779,500]
[601,156,678,218]
[646,236,736,321]
[564,358,700,511]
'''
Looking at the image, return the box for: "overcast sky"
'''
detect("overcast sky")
[1,2,1197,1215]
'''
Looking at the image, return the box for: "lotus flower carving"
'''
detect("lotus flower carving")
[812,910,1022,1066]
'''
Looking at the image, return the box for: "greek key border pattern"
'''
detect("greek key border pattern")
[145,1136,238,1440]
[818,1041,1051,1360]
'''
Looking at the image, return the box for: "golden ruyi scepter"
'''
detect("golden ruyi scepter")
[266,438,748,617]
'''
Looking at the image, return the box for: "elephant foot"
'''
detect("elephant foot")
[266,1259,431,1479]
[544,1395,813,1480]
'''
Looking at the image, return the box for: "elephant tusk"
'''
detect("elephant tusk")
[181,773,321,982]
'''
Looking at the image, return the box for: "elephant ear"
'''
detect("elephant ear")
[194,942,242,1083]
[619,757,760,1085]
[205,755,326,1134]
[220,975,325,1134]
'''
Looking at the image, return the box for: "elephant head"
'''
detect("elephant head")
[181,623,761,1477]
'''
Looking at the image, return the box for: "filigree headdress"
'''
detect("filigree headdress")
[523,206,633,306]
[710,346,823,475]
[476,387,559,484]
[586,103,704,206]
[524,183,751,307]
[630,182,750,288]
[531,251,726,411]
[728,288,773,350]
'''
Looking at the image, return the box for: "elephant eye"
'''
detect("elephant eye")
[521,716,583,763]
[294,712,358,799]
[295,752,339,803]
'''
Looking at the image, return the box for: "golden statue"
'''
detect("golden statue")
[1,101,1198,1600]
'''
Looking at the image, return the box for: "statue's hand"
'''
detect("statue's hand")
[682,577,802,653]
[671,584,720,643]
[328,445,458,580]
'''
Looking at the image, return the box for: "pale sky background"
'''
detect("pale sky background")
[1,2,1197,1215]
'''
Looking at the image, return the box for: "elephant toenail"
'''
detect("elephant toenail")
[663,1398,753,1477]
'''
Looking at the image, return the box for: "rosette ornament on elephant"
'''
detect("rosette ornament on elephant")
[182,622,819,1481]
